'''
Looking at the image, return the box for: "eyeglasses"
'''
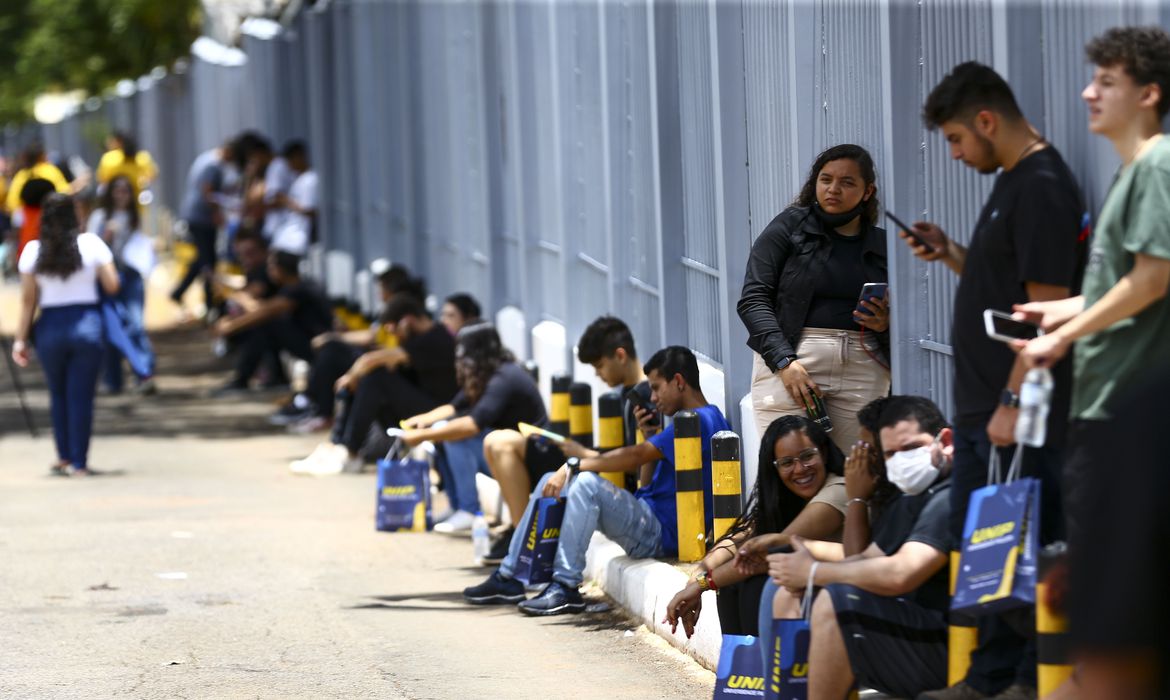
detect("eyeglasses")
[773,448,822,472]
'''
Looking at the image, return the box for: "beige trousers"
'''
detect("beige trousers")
[750,328,891,455]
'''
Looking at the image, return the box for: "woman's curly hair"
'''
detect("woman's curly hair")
[455,323,515,404]
[35,194,83,279]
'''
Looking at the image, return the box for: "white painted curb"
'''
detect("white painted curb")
[584,533,723,670]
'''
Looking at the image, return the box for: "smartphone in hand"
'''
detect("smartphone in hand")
[623,385,660,428]
[885,211,936,254]
[856,282,888,317]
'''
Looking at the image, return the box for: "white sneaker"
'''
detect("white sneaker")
[289,442,336,475]
[431,507,454,523]
[307,444,353,476]
[433,509,475,534]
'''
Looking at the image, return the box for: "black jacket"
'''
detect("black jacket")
[737,205,889,372]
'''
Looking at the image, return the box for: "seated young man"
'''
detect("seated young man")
[273,264,429,430]
[211,250,332,394]
[290,295,457,476]
[765,395,953,700]
[463,345,730,616]
[480,316,657,562]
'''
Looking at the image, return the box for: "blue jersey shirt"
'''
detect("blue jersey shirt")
[639,404,730,557]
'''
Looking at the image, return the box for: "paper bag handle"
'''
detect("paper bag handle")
[986,446,1024,486]
[800,562,820,622]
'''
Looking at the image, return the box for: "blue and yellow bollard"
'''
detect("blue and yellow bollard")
[596,392,627,490]
[673,410,705,562]
[549,374,572,437]
[948,551,978,685]
[1037,543,1071,698]
[710,431,742,541]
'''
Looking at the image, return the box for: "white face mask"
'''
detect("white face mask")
[885,441,939,495]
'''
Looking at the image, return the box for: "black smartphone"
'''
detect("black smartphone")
[983,309,1043,343]
[622,386,660,428]
[766,544,795,555]
[856,282,888,316]
[885,211,936,254]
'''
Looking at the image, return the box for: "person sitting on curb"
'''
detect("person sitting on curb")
[291,295,457,476]
[462,345,730,617]
[439,292,482,336]
[210,250,332,394]
[663,415,848,639]
[399,323,548,533]
[479,316,656,563]
[765,395,954,700]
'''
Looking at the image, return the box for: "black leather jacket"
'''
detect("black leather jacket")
[737,205,889,372]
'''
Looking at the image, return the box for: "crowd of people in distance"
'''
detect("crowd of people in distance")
[7,23,1170,700]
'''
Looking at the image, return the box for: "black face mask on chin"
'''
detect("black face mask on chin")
[812,200,867,229]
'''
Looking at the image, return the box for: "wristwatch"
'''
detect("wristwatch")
[775,355,798,372]
[566,457,581,477]
[1000,389,1020,409]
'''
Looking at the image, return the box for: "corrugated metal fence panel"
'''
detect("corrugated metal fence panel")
[556,1,613,352]
[303,3,340,277]
[329,0,360,271]
[349,0,393,268]
[603,0,664,355]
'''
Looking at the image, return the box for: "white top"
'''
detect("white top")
[271,170,318,255]
[18,232,114,307]
[262,157,296,238]
[86,208,156,278]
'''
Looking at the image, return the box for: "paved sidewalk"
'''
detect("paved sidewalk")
[0,311,715,698]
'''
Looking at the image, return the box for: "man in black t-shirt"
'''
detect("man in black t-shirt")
[895,63,1087,700]
[289,295,457,476]
[211,250,332,393]
[766,396,954,700]
[479,316,659,562]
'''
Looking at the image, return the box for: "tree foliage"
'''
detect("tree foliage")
[0,0,202,123]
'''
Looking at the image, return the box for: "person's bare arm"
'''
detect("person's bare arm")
[769,539,946,597]
[734,503,846,575]
[97,262,120,295]
[402,404,457,429]
[213,296,294,337]
[403,415,479,446]
[11,274,38,366]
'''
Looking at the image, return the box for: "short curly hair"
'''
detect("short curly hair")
[1086,26,1170,118]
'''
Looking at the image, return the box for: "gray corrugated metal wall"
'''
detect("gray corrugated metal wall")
[19,0,1168,427]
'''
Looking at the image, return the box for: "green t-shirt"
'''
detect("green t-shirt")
[1073,136,1170,420]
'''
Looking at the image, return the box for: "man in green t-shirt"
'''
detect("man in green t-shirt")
[1016,26,1170,698]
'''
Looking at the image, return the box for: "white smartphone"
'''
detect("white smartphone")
[983,309,1043,344]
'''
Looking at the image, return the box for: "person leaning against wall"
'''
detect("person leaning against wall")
[737,144,891,454]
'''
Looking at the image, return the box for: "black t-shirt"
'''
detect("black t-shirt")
[400,323,458,403]
[245,266,276,299]
[951,147,1088,442]
[451,361,548,432]
[278,279,333,337]
[805,231,868,330]
[872,479,951,613]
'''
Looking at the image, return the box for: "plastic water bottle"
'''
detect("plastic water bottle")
[472,511,490,564]
[1016,367,1053,447]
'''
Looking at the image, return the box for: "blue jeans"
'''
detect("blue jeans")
[436,432,490,513]
[34,305,104,469]
[500,472,663,588]
[103,267,155,391]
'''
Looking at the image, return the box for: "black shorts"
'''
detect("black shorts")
[523,436,566,485]
[826,584,947,698]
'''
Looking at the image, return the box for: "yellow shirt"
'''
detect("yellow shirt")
[96,149,158,193]
[6,163,70,213]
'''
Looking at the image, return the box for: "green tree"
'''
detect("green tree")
[0,0,202,123]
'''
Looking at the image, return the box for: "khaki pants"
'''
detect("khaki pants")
[750,328,891,454]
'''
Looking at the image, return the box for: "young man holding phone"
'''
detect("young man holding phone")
[901,63,1088,700]
[1017,28,1170,697]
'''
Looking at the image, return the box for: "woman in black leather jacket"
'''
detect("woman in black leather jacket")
[737,144,891,453]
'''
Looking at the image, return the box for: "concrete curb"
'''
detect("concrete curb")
[584,533,723,671]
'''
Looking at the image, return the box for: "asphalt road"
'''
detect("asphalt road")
[0,325,714,700]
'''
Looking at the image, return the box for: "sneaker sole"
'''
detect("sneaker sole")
[518,601,587,617]
[463,593,526,605]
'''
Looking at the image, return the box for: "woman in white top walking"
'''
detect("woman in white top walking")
[12,194,119,476]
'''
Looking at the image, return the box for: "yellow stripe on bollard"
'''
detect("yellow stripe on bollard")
[948,550,977,685]
[569,382,593,448]
[1037,545,1071,698]
[549,375,571,437]
[597,392,626,489]
[710,431,742,541]
[673,410,705,562]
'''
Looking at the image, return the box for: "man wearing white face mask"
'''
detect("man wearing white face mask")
[767,396,955,700]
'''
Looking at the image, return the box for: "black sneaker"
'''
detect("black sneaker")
[269,401,313,426]
[517,581,586,616]
[463,570,526,605]
[209,380,250,398]
[481,527,514,565]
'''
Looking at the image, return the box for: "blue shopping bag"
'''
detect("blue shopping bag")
[375,438,432,532]
[952,449,1039,616]
[713,635,765,698]
[763,565,819,700]
[512,497,565,586]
